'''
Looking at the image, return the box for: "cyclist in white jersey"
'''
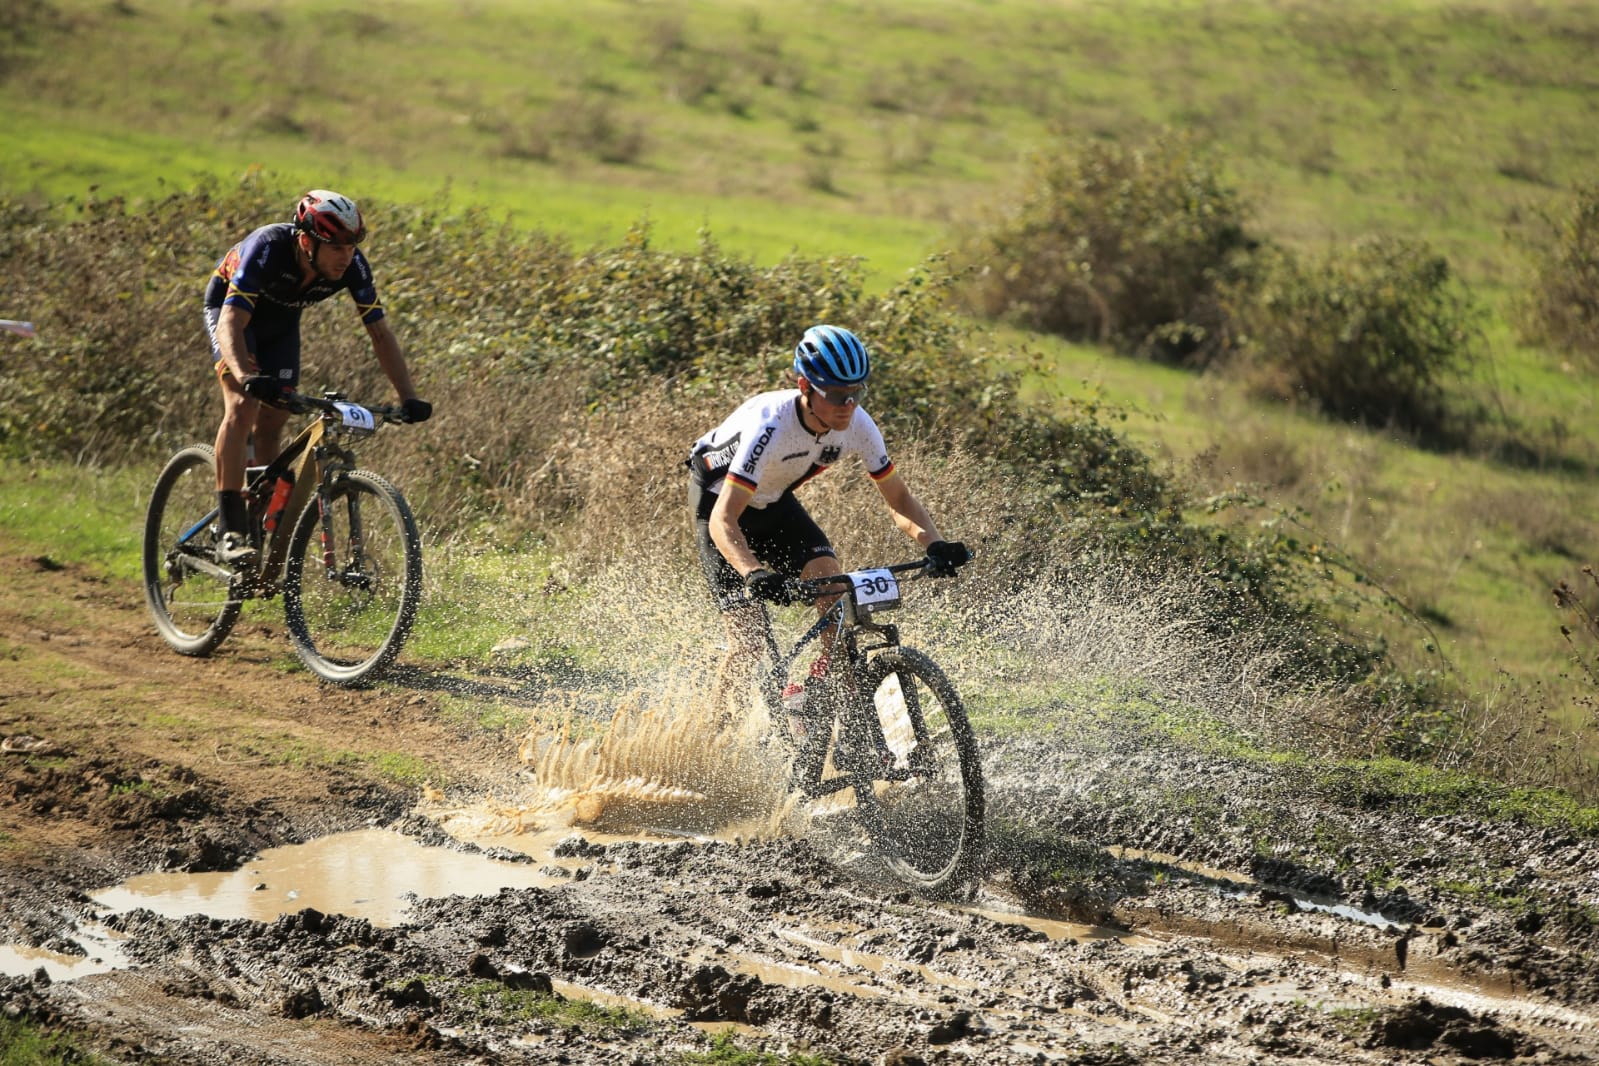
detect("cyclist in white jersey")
[687,324,970,723]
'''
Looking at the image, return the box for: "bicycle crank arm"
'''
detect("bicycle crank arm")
[177,554,239,583]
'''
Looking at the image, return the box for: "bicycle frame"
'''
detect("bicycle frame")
[245,420,329,589]
[757,562,922,800]
[170,395,387,596]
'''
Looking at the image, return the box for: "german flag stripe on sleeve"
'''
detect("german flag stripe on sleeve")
[726,472,759,493]
[868,461,896,482]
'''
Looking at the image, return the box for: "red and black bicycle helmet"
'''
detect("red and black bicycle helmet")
[293,189,366,246]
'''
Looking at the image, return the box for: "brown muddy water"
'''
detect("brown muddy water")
[0,689,1384,991]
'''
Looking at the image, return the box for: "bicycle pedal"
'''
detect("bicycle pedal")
[214,532,259,568]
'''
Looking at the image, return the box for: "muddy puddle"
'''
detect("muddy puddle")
[0,824,650,983]
[0,924,128,982]
[2,696,1399,993]
[86,828,576,927]
[1111,844,1402,930]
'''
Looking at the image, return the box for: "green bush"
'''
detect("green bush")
[0,179,1393,701]
[1228,236,1484,442]
[1554,566,1599,693]
[1519,183,1599,372]
[953,129,1258,367]
[0,186,287,458]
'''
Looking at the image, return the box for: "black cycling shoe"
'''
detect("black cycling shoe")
[215,532,258,568]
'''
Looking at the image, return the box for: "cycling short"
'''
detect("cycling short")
[689,478,835,612]
[203,306,301,388]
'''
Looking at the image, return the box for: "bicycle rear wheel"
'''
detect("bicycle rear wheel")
[855,647,985,896]
[142,444,243,656]
[283,470,422,686]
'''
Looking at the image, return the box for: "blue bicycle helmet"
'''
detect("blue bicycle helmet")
[793,325,870,387]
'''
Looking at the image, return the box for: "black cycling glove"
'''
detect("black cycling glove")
[925,539,972,577]
[241,374,285,405]
[746,568,795,605]
[401,397,433,423]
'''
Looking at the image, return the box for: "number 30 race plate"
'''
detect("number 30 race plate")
[849,568,901,611]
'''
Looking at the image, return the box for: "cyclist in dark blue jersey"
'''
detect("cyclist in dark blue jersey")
[202,189,431,565]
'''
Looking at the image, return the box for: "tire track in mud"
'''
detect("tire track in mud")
[5,545,1599,1063]
[18,832,1594,1065]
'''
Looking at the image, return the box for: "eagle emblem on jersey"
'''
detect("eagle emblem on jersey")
[818,445,842,465]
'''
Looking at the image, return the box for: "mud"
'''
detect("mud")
[4,546,1599,1064]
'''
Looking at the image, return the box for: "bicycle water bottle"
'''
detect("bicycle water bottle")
[782,652,831,715]
[263,471,295,533]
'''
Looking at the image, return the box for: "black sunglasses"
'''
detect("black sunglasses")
[809,383,866,406]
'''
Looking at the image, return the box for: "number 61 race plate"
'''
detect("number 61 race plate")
[332,402,377,434]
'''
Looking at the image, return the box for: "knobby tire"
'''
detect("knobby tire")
[283,469,421,686]
[143,444,243,656]
[853,647,985,897]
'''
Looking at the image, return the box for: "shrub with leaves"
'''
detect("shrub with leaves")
[0,178,1394,702]
[0,185,288,458]
[1519,183,1599,373]
[953,129,1258,367]
[1228,236,1484,442]
[1554,566,1599,693]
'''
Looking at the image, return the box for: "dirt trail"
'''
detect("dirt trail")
[3,544,1599,1064]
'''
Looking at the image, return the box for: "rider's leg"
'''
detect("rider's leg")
[693,476,773,726]
[711,603,768,728]
[207,313,297,564]
[211,368,259,564]
[213,368,258,492]
[237,323,300,469]
[249,403,292,467]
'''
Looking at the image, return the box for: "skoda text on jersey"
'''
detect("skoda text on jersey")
[690,390,894,507]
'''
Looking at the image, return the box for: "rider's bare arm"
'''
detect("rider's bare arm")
[216,305,257,382]
[708,482,765,578]
[874,470,944,548]
[366,318,418,403]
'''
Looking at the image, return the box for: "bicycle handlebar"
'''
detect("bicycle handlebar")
[278,391,415,424]
[790,556,967,604]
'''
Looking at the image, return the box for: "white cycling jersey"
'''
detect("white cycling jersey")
[689,389,895,509]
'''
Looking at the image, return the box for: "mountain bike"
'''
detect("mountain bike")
[755,559,984,897]
[142,390,423,686]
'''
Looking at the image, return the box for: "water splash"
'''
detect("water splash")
[427,489,1350,849]
[499,675,797,837]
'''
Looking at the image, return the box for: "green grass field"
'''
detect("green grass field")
[4,0,1597,755]
[9,1,1597,285]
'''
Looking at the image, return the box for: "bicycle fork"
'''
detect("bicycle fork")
[310,450,374,590]
[796,638,899,800]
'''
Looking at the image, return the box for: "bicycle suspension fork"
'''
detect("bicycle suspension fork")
[311,443,358,577]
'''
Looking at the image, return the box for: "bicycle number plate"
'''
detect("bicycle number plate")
[332,402,377,436]
[848,568,900,612]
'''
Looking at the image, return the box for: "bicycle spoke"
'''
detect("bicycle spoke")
[143,445,243,655]
[857,649,984,894]
[284,470,421,685]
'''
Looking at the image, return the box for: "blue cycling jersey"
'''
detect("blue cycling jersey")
[203,223,384,327]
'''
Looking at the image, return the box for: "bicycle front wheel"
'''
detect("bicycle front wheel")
[142,444,243,656]
[283,470,422,686]
[857,647,985,896]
